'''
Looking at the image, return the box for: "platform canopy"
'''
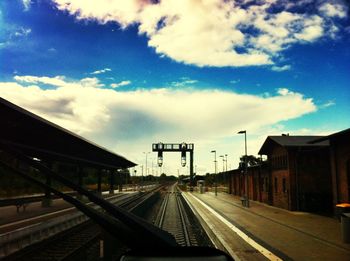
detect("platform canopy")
[0,97,136,169]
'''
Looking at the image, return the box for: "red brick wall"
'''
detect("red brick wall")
[271,170,289,209]
[228,139,333,213]
[269,146,290,209]
[228,169,242,196]
[332,133,350,203]
[287,147,332,213]
[227,164,271,205]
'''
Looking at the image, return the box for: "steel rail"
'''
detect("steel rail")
[158,192,170,228]
[3,186,163,260]
[176,189,191,246]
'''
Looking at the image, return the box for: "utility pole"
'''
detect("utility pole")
[143,152,150,190]
[238,130,249,207]
[211,150,217,196]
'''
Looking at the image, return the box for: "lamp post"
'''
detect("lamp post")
[225,154,228,191]
[219,155,225,172]
[220,155,226,189]
[211,150,217,196]
[140,165,144,191]
[151,158,154,176]
[133,169,137,191]
[143,152,150,190]
[238,130,249,207]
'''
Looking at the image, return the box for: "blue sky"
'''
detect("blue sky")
[1,0,349,175]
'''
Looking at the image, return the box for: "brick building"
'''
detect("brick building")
[228,135,333,214]
[228,163,270,205]
[258,135,332,213]
[311,128,350,206]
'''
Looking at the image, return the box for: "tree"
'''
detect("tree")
[239,155,261,168]
[205,173,214,185]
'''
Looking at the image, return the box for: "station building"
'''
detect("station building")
[227,131,350,215]
[258,135,332,213]
[311,129,350,207]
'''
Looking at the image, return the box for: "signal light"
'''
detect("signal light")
[181,150,186,167]
[158,151,163,167]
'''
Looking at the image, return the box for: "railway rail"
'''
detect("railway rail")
[154,183,202,247]
[2,185,162,261]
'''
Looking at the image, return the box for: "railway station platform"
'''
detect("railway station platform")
[0,189,139,234]
[183,191,350,261]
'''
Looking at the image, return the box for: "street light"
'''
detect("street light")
[143,152,150,175]
[220,155,226,190]
[238,130,249,207]
[140,165,144,191]
[224,154,228,189]
[211,150,217,196]
[133,169,137,191]
[143,152,150,191]
[219,155,225,172]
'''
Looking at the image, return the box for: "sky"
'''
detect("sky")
[1,0,349,176]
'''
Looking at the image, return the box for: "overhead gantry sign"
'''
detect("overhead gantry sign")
[152,142,194,186]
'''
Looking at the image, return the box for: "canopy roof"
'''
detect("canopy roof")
[0,97,136,169]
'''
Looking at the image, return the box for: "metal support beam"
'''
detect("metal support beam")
[152,142,194,189]
[0,143,177,248]
[190,150,194,188]
[42,161,52,207]
[97,169,102,194]
[117,170,122,192]
[77,165,83,200]
[109,170,114,194]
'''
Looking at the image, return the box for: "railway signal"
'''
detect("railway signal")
[152,142,194,187]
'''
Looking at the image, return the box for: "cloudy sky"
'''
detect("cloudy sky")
[1,0,349,176]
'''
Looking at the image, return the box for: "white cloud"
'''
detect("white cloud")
[51,0,347,67]
[110,80,131,88]
[230,79,240,85]
[90,68,112,75]
[294,15,324,42]
[321,100,336,108]
[0,25,31,49]
[277,88,292,96]
[271,65,291,72]
[319,3,348,18]
[14,75,67,86]
[171,79,198,87]
[0,75,318,172]
[14,27,31,37]
[14,75,104,88]
[22,0,31,11]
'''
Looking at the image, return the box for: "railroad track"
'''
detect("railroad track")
[3,186,163,261]
[155,183,198,246]
[0,193,128,234]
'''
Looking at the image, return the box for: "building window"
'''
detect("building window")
[274,177,278,193]
[283,155,288,169]
[282,178,287,193]
[271,155,288,170]
[265,177,269,192]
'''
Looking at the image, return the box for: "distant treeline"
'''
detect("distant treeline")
[0,162,178,197]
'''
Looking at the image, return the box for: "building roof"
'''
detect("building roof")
[0,97,136,169]
[309,128,350,143]
[258,135,329,155]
